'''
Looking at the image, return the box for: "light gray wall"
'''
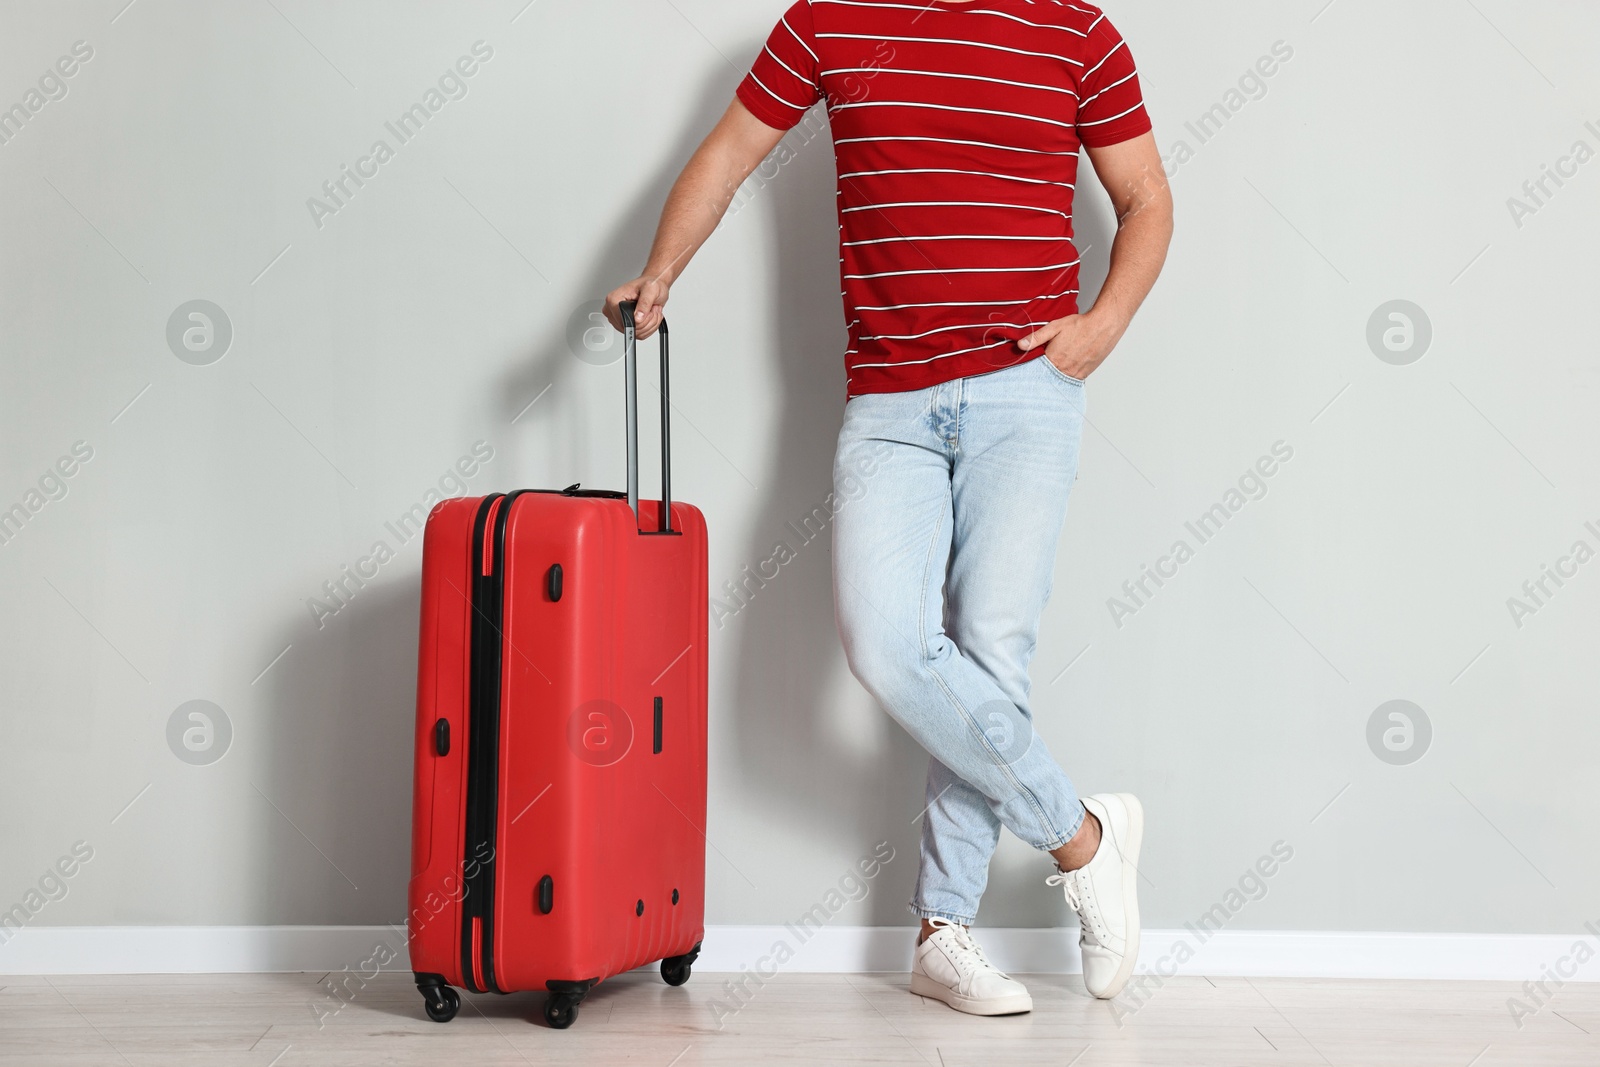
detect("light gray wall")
[2,0,1596,937]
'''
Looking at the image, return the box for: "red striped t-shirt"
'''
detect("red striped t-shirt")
[736,0,1152,395]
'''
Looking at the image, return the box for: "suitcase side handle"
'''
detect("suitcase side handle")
[617,300,672,534]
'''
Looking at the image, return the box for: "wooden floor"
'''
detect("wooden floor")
[2,969,1596,1065]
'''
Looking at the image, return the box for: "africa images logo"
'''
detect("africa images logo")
[567,700,633,767]
[1366,700,1431,766]
[1366,300,1431,366]
[166,700,233,766]
[166,300,233,365]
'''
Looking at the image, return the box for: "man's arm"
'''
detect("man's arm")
[604,99,786,340]
[1017,132,1174,379]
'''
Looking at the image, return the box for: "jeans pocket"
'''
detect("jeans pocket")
[1036,354,1087,388]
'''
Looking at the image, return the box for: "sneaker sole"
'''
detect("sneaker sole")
[910,972,1033,1016]
[1094,792,1144,999]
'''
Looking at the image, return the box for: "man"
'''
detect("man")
[606,0,1172,1013]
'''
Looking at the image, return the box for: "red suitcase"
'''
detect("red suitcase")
[407,302,708,1029]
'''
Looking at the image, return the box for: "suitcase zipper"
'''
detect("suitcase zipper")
[460,490,526,994]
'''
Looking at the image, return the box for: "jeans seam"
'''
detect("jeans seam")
[1040,804,1086,853]
[954,377,966,451]
[924,662,1064,848]
[915,501,944,662]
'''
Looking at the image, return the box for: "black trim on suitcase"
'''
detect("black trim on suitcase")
[461,490,528,996]
[460,492,500,993]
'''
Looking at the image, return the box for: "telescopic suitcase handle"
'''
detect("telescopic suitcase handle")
[617,299,672,533]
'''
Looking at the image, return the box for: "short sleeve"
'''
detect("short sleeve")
[736,1,823,131]
[1075,13,1152,147]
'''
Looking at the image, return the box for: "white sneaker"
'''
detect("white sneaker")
[909,918,1033,1016]
[1047,793,1144,999]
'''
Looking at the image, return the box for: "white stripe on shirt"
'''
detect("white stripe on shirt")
[861,320,1048,342]
[838,168,1075,188]
[833,135,1080,156]
[829,100,1078,131]
[816,33,1083,67]
[851,290,1079,312]
[851,337,1015,369]
[1080,70,1136,107]
[1076,102,1144,128]
[857,287,1081,313]
[764,45,812,88]
[748,71,812,112]
[843,259,1080,280]
[843,234,1073,246]
[782,16,819,64]
[1084,39,1126,79]
[811,0,1089,37]
[820,67,1078,97]
[842,201,1069,218]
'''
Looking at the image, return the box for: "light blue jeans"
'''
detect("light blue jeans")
[832,355,1088,925]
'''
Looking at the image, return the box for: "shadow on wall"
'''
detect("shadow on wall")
[253,578,420,924]
[723,112,933,925]
[1072,165,1119,313]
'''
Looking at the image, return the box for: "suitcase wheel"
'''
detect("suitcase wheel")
[421,985,460,1023]
[661,942,702,987]
[543,994,580,1029]
[542,979,598,1029]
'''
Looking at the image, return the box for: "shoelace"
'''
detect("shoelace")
[1045,870,1080,910]
[927,919,999,976]
[1047,869,1109,943]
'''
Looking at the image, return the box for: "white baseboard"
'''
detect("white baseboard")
[2,924,1594,981]
[0,925,403,976]
[706,926,1600,982]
